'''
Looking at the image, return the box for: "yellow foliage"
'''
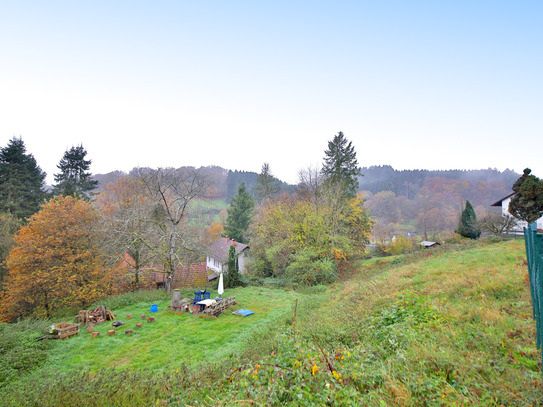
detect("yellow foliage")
[0,196,112,321]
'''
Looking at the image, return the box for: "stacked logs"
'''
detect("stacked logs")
[77,306,115,325]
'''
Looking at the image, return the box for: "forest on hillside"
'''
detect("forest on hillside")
[95,165,520,240]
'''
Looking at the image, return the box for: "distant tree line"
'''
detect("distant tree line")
[359,165,518,202]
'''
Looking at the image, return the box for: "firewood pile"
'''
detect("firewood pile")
[76,305,116,325]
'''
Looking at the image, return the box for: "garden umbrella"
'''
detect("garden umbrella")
[218,271,224,296]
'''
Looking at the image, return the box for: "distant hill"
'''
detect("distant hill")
[92,165,520,208]
[358,165,519,206]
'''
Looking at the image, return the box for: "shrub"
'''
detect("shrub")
[0,319,50,388]
[284,248,338,286]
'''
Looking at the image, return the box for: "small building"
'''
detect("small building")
[206,238,249,280]
[420,241,441,248]
[491,193,543,232]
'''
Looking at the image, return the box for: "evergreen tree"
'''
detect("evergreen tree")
[53,145,98,200]
[224,183,254,244]
[224,245,241,288]
[509,168,543,224]
[322,132,361,199]
[456,200,481,239]
[0,137,46,220]
[253,163,280,202]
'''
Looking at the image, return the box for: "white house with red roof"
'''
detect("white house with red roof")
[206,237,250,280]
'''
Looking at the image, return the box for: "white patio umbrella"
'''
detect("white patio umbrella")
[218,271,224,296]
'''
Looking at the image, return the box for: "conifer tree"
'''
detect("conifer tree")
[509,168,543,224]
[322,132,361,199]
[224,245,241,288]
[224,183,254,244]
[0,137,46,220]
[254,163,280,202]
[456,200,481,239]
[53,145,98,200]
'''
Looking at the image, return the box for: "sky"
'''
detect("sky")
[1,1,541,185]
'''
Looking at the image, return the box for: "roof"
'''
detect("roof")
[491,192,515,207]
[420,241,441,247]
[208,238,249,263]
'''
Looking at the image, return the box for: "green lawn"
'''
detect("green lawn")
[43,286,298,373]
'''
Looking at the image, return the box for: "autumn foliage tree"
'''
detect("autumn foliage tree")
[248,192,372,284]
[0,196,111,321]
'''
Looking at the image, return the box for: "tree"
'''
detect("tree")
[0,137,47,220]
[204,222,225,245]
[456,200,481,239]
[297,165,324,207]
[321,132,361,199]
[136,167,209,293]
[224,183,254,244]
[0,212,20,286]
[0,196,111,321]
[253,163,280,202]
[53,145,98,200]
[95,176,155,291]
[248,193,372,284]
[509,168,543,224]
[224,245,241,288]
[478,211,518,236]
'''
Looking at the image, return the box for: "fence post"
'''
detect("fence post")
[524,222,543,354]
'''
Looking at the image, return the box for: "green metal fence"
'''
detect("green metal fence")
[524,223,543,352]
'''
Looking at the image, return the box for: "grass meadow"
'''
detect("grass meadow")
[1,239,541,406]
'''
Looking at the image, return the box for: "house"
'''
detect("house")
[206,238,249,280]
[491,193,543,232]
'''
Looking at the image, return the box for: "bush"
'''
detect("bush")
[0,319,51,388]
[284,249,338,286]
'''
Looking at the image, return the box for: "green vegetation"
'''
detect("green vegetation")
[456,200,481,239]
[53,144,99,201]
[0,239,540,406]
[224,182,254,244]
[0,137,47,220]
[509,168,543,224]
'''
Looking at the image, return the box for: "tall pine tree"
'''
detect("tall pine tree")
[0,137,46,220]
[322,132,361,199]
[53,145,98,200]
[224,183,254,244]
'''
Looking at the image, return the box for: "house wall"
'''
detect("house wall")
[206,256,224,274]
[206,250,249,275]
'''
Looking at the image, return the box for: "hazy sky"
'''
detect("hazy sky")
[1,1,541,185]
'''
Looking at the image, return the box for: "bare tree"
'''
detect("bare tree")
[478,211,519,236]
[136,167,209,293]
[95,176,155,290]
[297,164,324,207]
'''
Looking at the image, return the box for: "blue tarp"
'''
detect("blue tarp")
[232,309,254,316]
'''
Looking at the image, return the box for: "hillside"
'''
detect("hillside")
[0,238,540,406]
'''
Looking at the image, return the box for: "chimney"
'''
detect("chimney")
[226,237,230,242]
[232,240,236,246]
